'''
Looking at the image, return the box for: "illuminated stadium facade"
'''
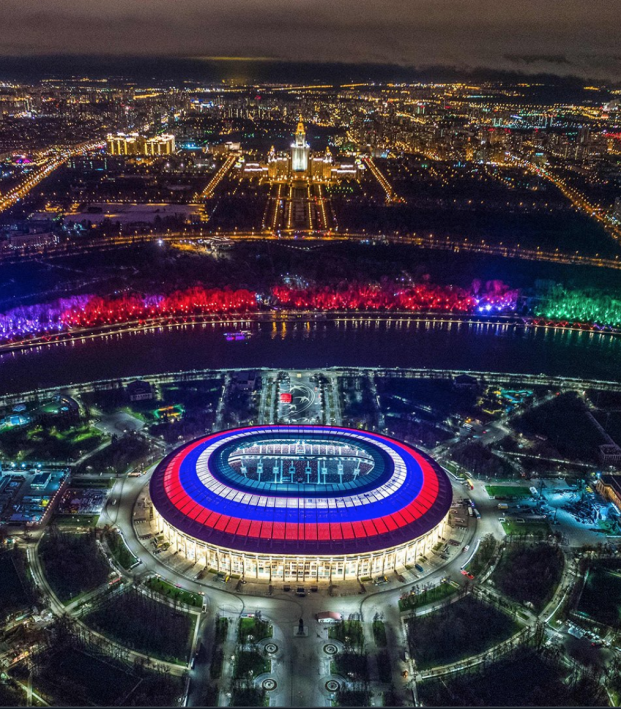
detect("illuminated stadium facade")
[149,426,453,582]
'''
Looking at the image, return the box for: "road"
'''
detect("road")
[0,140,104,214]
[3,227,621,272]
[2,365,621,423]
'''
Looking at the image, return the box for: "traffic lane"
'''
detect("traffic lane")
[187,614,213,708]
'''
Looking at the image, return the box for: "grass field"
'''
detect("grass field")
[234,650,270,680]
[417,647,607,706]
[399,582,458,612]
[69,477,115,489]
[39,530,110,603]
[53,514,99,527]
[238,617,272,644]
[0,549,34,621]
[406,596,520,670]
[105,530,139,570]
[85,588,195,663]
[36,648,138,706]
[577,561,621,628]
[442,462,460,476]
[145,576,203,608]
[0,423,105,462]
[328,620,364,650]
[486,485,531,498]
[501,519,551,538]
[494,543,564,612]
[372,620,387,647]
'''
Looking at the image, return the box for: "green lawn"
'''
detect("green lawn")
[577,561,621,628]
[145,576,203,608]
[485,485,531,498]
[442,462,460,476]
[75,434,150,475]
[337,689,371,707]
[210,648,224,679]
[39,530,111,603]
[465,534,497,577]
[511,392,604,463]
[0,422,105,462]
[234,650,270,680]
[377,650,392,682]
[417,647,608,707]
[85,588,195,663]
[372,620,387,647]
[215,616,229,645]
[0,676,27,706]
[104,530,139,570]
[0,549,35,621]
[332,651,368,681]
[53,513,100,527]
[70,477,115,489]
[230,687,268,707]
[399,581,458,612]
[493,543,564,612]
[406,596,520,670]
[239,617,272,644]
[35,648,138,706]
[501,519,551,538]
[328,620,364,650]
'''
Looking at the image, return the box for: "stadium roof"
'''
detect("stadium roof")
[149,425,453,555]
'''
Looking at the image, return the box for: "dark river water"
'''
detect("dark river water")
[0,318,620,395]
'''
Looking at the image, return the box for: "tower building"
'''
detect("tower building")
[291,118,310,173]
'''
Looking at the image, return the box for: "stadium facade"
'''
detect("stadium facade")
[149,425,453,582]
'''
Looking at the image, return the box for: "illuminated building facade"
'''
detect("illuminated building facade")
[149,425,452,582]
[144,134,176,155]
[263,121,355,185]
[291,118,310,173]
[596,474,621,512]
[106,132,175,156]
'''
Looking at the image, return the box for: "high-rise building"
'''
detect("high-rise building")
[310,146,334,181]
[291,118,310,173]
[107,132,142,155]
[267,145,290,180]
[106,132,175,156]
[144,134,175,155]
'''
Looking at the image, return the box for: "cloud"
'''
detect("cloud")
[0,0,619,81]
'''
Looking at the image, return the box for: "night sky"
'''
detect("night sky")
[1,0,620,80]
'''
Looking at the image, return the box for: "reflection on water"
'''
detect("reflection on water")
[0,318,620,395]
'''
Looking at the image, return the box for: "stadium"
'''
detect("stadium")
[148,425,453,582]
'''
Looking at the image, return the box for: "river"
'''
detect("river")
[0,317,620,395]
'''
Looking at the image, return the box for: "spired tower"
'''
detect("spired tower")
[291,117,310,174]
[267,145,278,180]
